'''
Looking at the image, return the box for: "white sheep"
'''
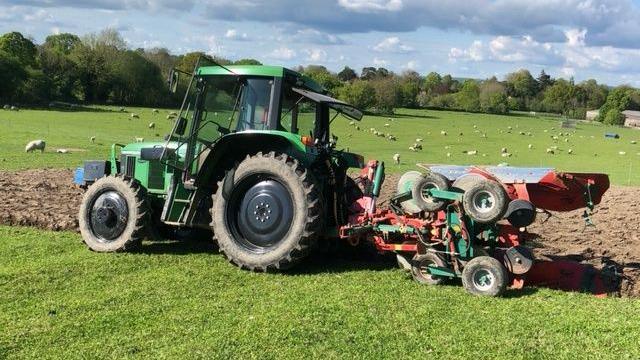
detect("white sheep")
[152,109,159,114]
[413,143,423,150]
[568,149,573,154]
[440,130,447,136]
[446,152,451,157]
[349,121,355,126]
[148,122,155,129]
[384,123,390,127]
[501,147,507,153]
[135,137,144,143]
[25,140,46,153]
[392,153,400,164]
[10,106,18,111]
[2,105,9,110]
[166,114,175,120]
[415,138,423,142]
[466,150,478,155]
[90,136,96,143]
[56,149,69,154]
[528,144,533,149]
[119,107,126,112]
[546,148,554,154]
[169,111,178,117]
[501,153,512,158]
[619,151,627,155]
[409,146,416,152]
[355,125,360,131]
[131,113,140,119]
[387,135,396,141]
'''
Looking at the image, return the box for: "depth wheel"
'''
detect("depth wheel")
[78,175,148,252]
[461,256,508,296]
[211,151,322,271]
[462,179,509,223]
[411,172,450,212]
[411,252,447,285]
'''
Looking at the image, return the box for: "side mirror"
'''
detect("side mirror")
[168,69,179,94]
[175,116,187,135]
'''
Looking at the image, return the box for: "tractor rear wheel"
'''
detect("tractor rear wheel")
[211,152,322,271]
[78,175,148,252]
[461,256,508,296]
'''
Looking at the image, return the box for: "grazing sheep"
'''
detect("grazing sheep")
[413,143,423,150]
[131,113,140,119]
[409,146,416,152]
[501,153,512,158]
[152,109,159,113]
[466,150,478,155]
[507,126,513,130]
[387,135,396,141]
[166,114,175,120]
[473,125,477,129]
[552,136,559,141]
[10,106,18,111]
[148,122,155,129]
[519,131,525,135]
[446,152,451,157]
[481,133,487,138]
[528,144,533,149]
[388,117,393,122]
[135,137,144,143]
[564,138,569,143]
[119,107,126,112]
[501,147,507,153]
[355,126,360,131]
[415,138,423,142]
[546,148,554,154]
[568,149,573,154]
[498,162,509,167]
[392,153,400,164]
[384,123,390,127]
[168,111,178,117]
[619,151,627,155]
[632,140,637,144]
[349,121,355,126]
[2,105,9,110]
[369,127,376,132]
[56,149,69,154]
[90,136,96,144]
[440,130,447,136]
[25,140,46,153]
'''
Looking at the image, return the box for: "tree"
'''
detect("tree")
[505,69,537,98]
[233,58,262,65]
[302,65,341,93]
[424,72,442,94]
[597,86,633,122]
[111,50,166,105]
[603,109,625,125]
[0,32,37,66]
[537,69,553,91]
[361,67,377,80]
[337,66,357,82]
[337,80,376,110]
[455,80,481,112]
[0,50,28,101]
[370,77,398,114]
[542,79,575,114]
[44,33,81,55]
[397,70,420,108]
[479,79,508,114]
[576,79,608,110]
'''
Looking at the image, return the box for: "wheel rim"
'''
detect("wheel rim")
[88,190,129,242]
[472,190,496,214]
[472,268,495,291]
[419,183,437,204]
[227,175,294,253]
[419,259,438,280]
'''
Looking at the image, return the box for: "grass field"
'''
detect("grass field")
[2,106,640,184]
[2,226,640,359]
[2,106,640,358]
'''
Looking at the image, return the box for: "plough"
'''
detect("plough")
[339,160,611,296]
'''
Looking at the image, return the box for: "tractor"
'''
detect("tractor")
[75,62,366,271]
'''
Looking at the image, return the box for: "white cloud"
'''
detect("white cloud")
[225,29,248,41]
[269,46,296,60]
[373,57,388,66]
[305,48,327,62]
[404,60,418,70]
[373,36,413,53]
[337,0,403,13]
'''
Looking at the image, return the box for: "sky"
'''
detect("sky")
[2,0,640,86]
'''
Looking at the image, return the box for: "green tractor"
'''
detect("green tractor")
[74,62,365,271]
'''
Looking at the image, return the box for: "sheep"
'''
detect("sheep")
[166,114,175,120]
[440,130,447,136]
[415,138,423,142]
[459,132,463,136]
[392,153,400,164]
[90,136,96,144]
[148,122,155,129]
[507,126,513,130]
[481,133,487,138]
[135,137,144,143]
[528,144,533,149]
[2,105,9,110]
[384,123,390,127]
[546,148,555,154]
[466,150,478,155]
[369,127,376,132]
[501,147,508,153]
[632,140,637,145]
[409,146,416,152]
[10,106,18,111]
[473,125,478,129]
[446,152,451,157]
[168,111,178,117]
[25,140,46,153]
[355,126,360,131]
[619,151,627,155]
[552,136,559,141]
[119,107,126,112]
[498,162,509,167]
[387,135,397,141]
[130,113,140,119]
[152,109,159,114]
[349,121,355,126]
[501,153,512,158]
[564,138,569,143]
[413,143,423,150]
[56,149,69,154]
[568,149,573,154]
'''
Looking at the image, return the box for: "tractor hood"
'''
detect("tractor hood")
[121,141,187,160]
[292,87,363,121]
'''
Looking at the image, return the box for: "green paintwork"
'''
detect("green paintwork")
[237,130,307,153]
[197,65,285,77]
[376,224,415,234]
[373,161,384,197]
[427,265,457,278]
[429,188,463,201]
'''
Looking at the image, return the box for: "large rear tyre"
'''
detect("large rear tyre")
[78,175,148,252]
[211,152,322,271]
[461,256,508,297]
[462,179,509,223]
[411,172,450,212]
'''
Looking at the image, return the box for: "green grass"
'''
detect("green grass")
[1,226,639,359]
[2,106,640,184]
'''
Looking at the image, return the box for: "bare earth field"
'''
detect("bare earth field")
[1,169,639,297]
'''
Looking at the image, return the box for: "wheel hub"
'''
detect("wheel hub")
[473,190,496,213]
[232,179,294,251]
[89,191,129,241]
[473,269,495,291]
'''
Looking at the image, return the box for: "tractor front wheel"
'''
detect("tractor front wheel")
[411,252,447,285]
[78,175,148,252]
[461,256,508,296]
[211,152,322,271]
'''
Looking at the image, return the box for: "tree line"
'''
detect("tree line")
[1,29,639,124]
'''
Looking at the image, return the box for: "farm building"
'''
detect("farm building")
[623,110,640,128]
[586,109,600,121]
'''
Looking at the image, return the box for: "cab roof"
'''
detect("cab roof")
[197,65,325,93]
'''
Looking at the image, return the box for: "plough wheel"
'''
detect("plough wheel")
[462,179,508,223]
[411,253,447,285]
[411,172,450,212]
[461,256,508,297]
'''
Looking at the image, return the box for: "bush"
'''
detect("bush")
[603,109,625,125]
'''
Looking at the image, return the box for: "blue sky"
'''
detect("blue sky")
[2,0,640,86]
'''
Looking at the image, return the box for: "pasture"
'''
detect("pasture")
[2,106,640,185]
[2,106,640,358]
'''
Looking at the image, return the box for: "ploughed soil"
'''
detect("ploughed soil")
[1,169,640,297]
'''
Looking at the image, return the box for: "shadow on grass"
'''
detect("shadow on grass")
[389,113,439,120]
